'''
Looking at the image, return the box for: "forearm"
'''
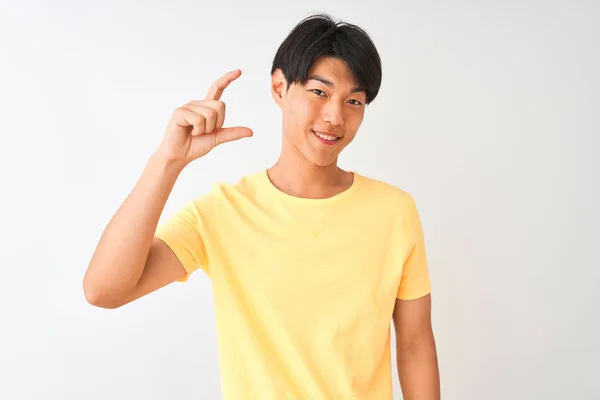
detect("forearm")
[397,339,440,400]
[83,153,185,301]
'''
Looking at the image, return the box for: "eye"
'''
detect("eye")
[311,89,326,97]
[347,99,363,106]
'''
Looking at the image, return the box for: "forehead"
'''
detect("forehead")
[307,57,359,89]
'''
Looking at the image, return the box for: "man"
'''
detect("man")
[83,14,440,400]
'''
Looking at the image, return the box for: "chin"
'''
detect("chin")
[285,133,342,167]
[304,152,338,167]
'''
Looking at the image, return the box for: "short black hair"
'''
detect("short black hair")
[271,14,382,105]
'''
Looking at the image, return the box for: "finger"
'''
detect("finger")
[194,127,252,149]
[182,104,218,133]
[186,100,225,130]
[205,69,242,101]
[173,106,203,130]
[191,117,205,136]
[212,126,254,146]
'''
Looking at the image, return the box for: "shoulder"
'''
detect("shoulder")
[355,173,424,238]
[355,172,418,210]
[204,169,266,203]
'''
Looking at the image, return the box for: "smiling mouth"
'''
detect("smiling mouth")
[312,130,341,142]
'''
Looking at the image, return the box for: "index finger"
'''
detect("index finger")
[205,69,242,101]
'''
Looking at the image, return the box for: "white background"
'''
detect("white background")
[1,0,598,399]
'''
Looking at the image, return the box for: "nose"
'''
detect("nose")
[321,101,345,126]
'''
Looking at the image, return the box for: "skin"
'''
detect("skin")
[268,56,364,199]
[393,294,441,399]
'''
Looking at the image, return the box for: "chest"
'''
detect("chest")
[209,205,403,312]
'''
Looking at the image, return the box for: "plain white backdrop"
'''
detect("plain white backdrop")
[1,0,598,399]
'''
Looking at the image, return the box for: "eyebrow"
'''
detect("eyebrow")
[307,75,367,94]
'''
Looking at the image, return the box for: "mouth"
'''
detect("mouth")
[312,130,341,144]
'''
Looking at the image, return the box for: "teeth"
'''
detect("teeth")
[313,131,338,141]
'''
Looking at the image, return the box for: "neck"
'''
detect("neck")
[267,140,352,199]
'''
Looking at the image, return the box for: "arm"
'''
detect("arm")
[83,154,188,309]
[82,70,252,309]
[392,294,440,400]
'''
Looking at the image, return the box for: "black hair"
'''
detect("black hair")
[270,14,382,105]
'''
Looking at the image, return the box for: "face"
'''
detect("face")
[271,57,367,167]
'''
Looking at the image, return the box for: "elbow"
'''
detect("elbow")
[82,276,121,309]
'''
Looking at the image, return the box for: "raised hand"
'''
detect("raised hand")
[157,69,253,165]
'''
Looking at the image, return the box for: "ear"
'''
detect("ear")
[271,69,287,107]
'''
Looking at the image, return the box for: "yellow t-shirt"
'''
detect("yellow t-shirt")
[155,169,431,399]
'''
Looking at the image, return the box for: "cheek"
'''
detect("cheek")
[285,97,319,128]
[348,111,365,130]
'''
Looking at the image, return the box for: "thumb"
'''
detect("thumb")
[210,126,254,146]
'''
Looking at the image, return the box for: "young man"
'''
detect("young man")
[84,14,440,400]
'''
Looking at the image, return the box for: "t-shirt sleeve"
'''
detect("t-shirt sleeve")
[154,187,218,282]
[396,195,432,300]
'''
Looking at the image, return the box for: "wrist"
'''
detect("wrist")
[148,151,187,176]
